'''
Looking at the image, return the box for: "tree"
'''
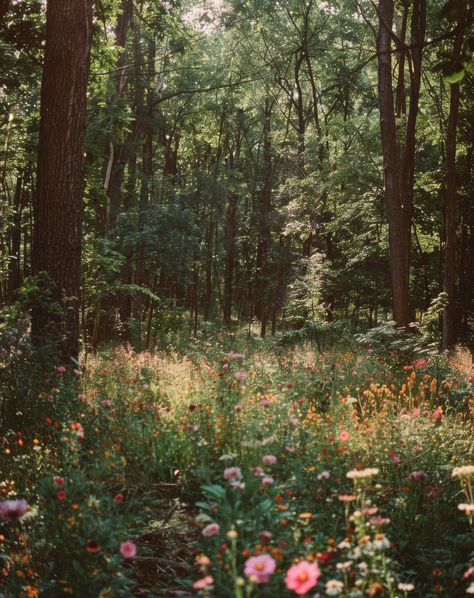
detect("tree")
[32,0,93,358]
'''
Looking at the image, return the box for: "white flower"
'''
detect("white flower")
[373,533,390,550]
[325,579,344,595]
[458,503,474,516]
[336,561,352,571]
[452,465,474,478]
[347,468,379,480]
[346,397,358,405]
[398,583,415,592]
[467,582,474,594]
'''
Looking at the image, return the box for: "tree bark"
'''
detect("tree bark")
[32,0,93,359]
[377,0,412,328]
[442,0,467,350]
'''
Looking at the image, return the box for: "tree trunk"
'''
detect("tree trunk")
[377,0,412,328]
[32,0,93,359]
[442,0,467,350]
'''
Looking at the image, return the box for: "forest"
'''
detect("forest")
[0,0,473,596]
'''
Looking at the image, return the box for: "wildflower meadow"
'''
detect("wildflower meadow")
[0,331,473,597]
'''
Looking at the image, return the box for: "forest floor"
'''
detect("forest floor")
[1,338,473,597]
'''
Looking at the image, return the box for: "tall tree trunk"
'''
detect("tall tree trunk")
[7,175,23,302]
[32,0,93,359]
[377,0,412,328]
[442,0,467,350]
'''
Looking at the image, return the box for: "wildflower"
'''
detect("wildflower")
[0,499,29,521]
[370,515,390,526]
[339,431,349,442]
[260,399,271,407]
[458,503,474,516]
[56,490,67,501]
[202,523,220,537]
[346,396,357,404]
[114,493,124,503]
[230,480,245,489]
[347,468,379,480]
[325,579,344,596]
[464,567,474,578]
[86,541,101,554]
[373,533,390,550]
[409,471,428,482]
[53,476,65,487]
[193,576,214,590]
[467,583,474,595]
[254,467,265,477]
[285,560,320,595]
[262,455,277,465]
[318,471,330,480]
[227,530,238,539]
[120,541,137,559]
[398,583,415,592]
[71,421,84,440]
[290,417,299,427]
[244,554,276,584]
[229,352,245,360]
[452,465,474,478]
[235,371,247,381]
[56,366,66,373]
[224,467,242,481]
[101,400,111,408]
[338,495,356,503]
[74,369,82,376]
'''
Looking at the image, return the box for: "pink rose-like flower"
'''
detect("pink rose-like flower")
[409,471,428,482]
[202,523,220,537]
[102,400,111,408]
[290,417,299,427]
[339,431,349,442]
[285,560,320,595]
[120,541,137,559]
[229,352,245,360]
[0,499,29,521]
[56,366,66,373]
[224,467,242,481]
[193,575,214,589]
[254,467,265,477]
[53,476,65,487]
[262,476,274,485]
[262,455,277,465]
[244,554,276,584]
[230,480,245,489]
[235,371,247,381]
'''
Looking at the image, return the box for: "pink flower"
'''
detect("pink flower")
[71,421,84,440]
[244,554,276,583]
[339,431,349,442]
[262,476,274,485]
[285,560,320,595]
[120,541,137,559]
[317,471,330,480]
[290,417,299,427]
[409,471,428,482]
[260,399,271,407]
[253,467,265,477]
[224,467,242,480]
[56,366,66,373]
[413,358,427,369]
[432,407,443,420]
[0,499,29,521]
[202,523,220,537]
[74,369,82,376]
[235,371,247,381]
[53,476,65,487]
[102,399,111,408]
[411,408,421,417]
[193,575,214,589]
[229,352,245,360]
[230,480,245,489]
[262,455,277,465]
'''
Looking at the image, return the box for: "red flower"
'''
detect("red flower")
[86,541,101,554]
[56,490,67,501]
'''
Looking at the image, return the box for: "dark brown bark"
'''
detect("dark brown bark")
[32,0,93,359]
[377,0,412,328]
[442,1,467,349]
